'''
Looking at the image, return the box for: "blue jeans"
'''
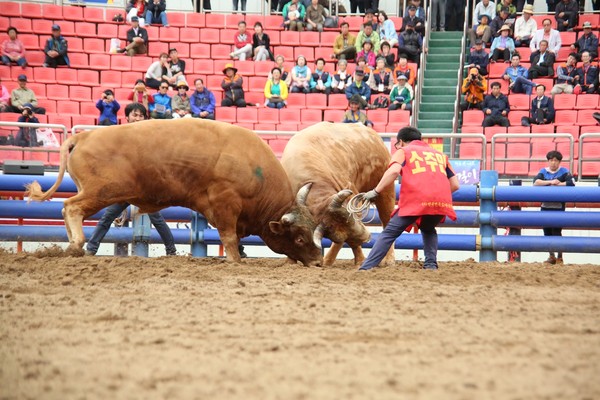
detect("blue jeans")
[267,101,285,109]
[86,203,176,255]
[511,76,537,95]
[145,10,168,26]
[359,214,445,270]
[2,55,27,67]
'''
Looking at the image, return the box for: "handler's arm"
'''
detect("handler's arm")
[373,150,404,194]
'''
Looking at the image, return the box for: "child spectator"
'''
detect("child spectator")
[221,63,247,107]
[43,25,69,68]
[265,67,288,108]
[290,55,311,93]
[127,79,154,112]
[342,94,374,127]
[230,21,253,60]
[2,27,27,68]
[190,78,216,119]
[331,59,353,94]
[171,81,192,119]
[96,89,121,126]
[146,0,169,27]
[150,83,172,119]
[15,103,40,147]
[252,22,273,62]
[368,57,393,95]
[388,75,413,112]
[310,58,332,95]
[145,52,170,89]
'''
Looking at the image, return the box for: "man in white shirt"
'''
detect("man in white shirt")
[473,0,497,26]
[530,18,561,54]
[513,4,537,47]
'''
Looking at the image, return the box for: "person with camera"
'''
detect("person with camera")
[127,79,154,114]
[521,84,555,126]
[482,81,510,127]
[15,103,40,147]
[96,89,121,126]
[460,67,487,111]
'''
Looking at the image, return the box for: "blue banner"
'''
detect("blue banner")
[450,159,481,185]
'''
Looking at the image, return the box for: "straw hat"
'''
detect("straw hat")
[522,4,534,14]
[497,24,511,34]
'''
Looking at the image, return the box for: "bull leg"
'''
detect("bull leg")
[61,207,73,244]
[350,246,366,266]
[324,242,343,266]
[62,194,105,257]
[202,191,243,263]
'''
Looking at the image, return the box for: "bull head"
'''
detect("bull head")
[321,189,371,246]
[296,182,312,206]
[328,189,354,210]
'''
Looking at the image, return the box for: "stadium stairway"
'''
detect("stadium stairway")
[417,31,463,136]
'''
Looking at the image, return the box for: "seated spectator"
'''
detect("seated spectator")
[269,55,292,86]
[332,22,357,61]
[127,79,154,112]
[461,68,487,110]
[290,55,311,93]
[282,0,306,31]
[15,103,40,147]
[528,40,555,78]
[388,75,413,112]
[43,25,69,68]
[551,52,579,94]
[404,0,426,20]
[574,51,598,94]
[171,81,192,119]
[490,7,512,39]
[221,63,247,107]
[555,0,578,32]
[468,14,492,47]
[521,84,555,126]
[150,83,172,119]
[355,56,372,81]
[378,41,395,69]
[310,58,332,94]
[305,0,326,32]
[473,0,496,27]
[513,4,536,47]
[145,52,170,89]
[264,67,289,108]
[467,39,490,76]
[331,59,353,94]
[482,81,510,127]
[496,0,516,17]
[345,69,371,109]
[126,0,146,23]
[368,57,393,95]
[357,40,377,69]
[167,48,186,86]
[146,0,168,27]
[121,16,148,56]
[9,75,46,114]
[230,21,253,60]
[190,78,216,119]
[377,11,398,48]
[401,5,425,35]
[96,89,121,126]
[397,22,423,66]
[571,22,598,61]
[252,22,273,62]
[363,9,379,32]
[355,23,380,55]
[342,94,373,127]
[393,55,416,86]
[2,27,27,68]
[489,25,515,63]
[503,54,537,94]
[530,19,561,54]
[0,79,9,112]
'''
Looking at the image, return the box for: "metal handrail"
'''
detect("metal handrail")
[412,0,431,128]
[452,2,469,136]
[578,132,600,181]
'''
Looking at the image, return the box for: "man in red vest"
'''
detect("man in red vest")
[358,127,460,270]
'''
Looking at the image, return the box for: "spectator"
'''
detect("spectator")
[0,79,9,112]
[190,78,215,119]
[489,25,515,63]
[513,4,536,47]
[503,54,537,94]
[126,0,146,23]
[368,57,393,95]
[468,14,492,46]
[482,81,510,127]
[15,103,40,147]
[571,22,598,60]
[521,84,555,126]
[530,19,561,54]
[331,22,357,61]
[405,0,426,20]
[397,22,423,66]
[363,9,379,32]
[167,48,186,86]
[290,55,311,93]
[574,51,598,94]
[555,0,578,32]
[342,94,373,127]
[401,5,425,35]
[378,41,395,69]
[309,58,332,95]
[331,59,353,94]
[515,0,534,12]
[145,52,170,89]
[473,0,496,27]
[171,81,192,119]
[349,0,366,14]
[357,40,376,69]
[146,0,169,27]
[43,25,69,68]
[305,0,326,32]
[230,21,253,60]
[221,63,247,107]
[149,82,172,119]
[127,79,154,112]
[2,27,27,68]
[378,11,398,47]
[393,55,416,86]
[355,56,372,81]
[252,22,273,62]
[265,67,289,108]
[533,150,575,265]
[446,0,465,31]
[282,0,306,31]
[233,0,247,13]
[270,55,292,86]
[345,69,371,109]
[467,39,490,76]
[9,75,46,114]
[431,0,446,31]
[496,0,516,17]
[551,52,579,94]
[355,23,380,55]
[528,39,555,78]
[461,67,487,110]
[388,75,413,112]
[490,7,511,39]
[96,89,121,126]
[122,16,148,56]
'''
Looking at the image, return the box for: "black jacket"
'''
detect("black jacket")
[127,26,148,45]
[146,0,166,19]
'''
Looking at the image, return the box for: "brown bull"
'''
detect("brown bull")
[281,122,396,266]
[26,119,323,266]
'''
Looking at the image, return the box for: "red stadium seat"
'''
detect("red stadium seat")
[575,94,599,109]
[462,110,484,126]
[314,47,332,62]
[280,31,301,47]
[97,23,118,39]
[80,102,99,117]
[205,13,226,28]
[273,46,294,61]
[41,4,62,19]
[279,108,300,124]
[21,2,42,17]
[211,44,232,59]
[530,124,555,134]
[323,109,345,122]
[168,12,186,27]
[190,42,211,57]
[67,37,84,53]
[388,110,411,125]
[88,53,110,70]
[180,27,200,43]
[111,55,132,71]
[70,86,92,101]
[147,41,169,58]
[47,114,71,128]
[264,15,283,30]
[9,18,32,33]
[82,38,105,54]
[201,28,222,44]
[186,13,205,28]
[34,68,56,84]
[269,138,290,157]
[579,143,600,177]
[130,56,152,72]
[258,107,280,124]
[555,125,580,141]
[507,110,529,127]
[459,142,485,159]
[234,60,254,76]
[301,109,323,124]
[254,62,273,76]
[286,93,305,108]
[255,123,277,131]
[159,26,179,42]
[367,109,389,125]
[577,109,597,126]
[555,110,577,125]
[305,93,327,109]
[236,107,258,123]
[578,126,600,141]
[55,68,79,85]
[248,76,265,92]
[553,93,576,110]
[20,34,40,51]
[269,31,281,46]
[302,31,320,47]
[220,29,237,45]
[506,125,531,142]
[576,14,600,30]
[56,21,76,36]
[0,2,21,17]
[215,107,236,122]
[63,5,84,21]
[328,94,349,109]
[76,23,97,38]
[83,7,106,23]
[484,126,507,141]
[508,94,530,110]
[294,47,314,62]
[206,75,224,92]
[67,52,88,69]
[194,59,214,75]
[77,70,100,87]
[57,101,80,115]
[487,79,509,94]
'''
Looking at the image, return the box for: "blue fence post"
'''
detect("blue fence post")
[132,207,150,257]
[479,170,498,262]
[190,212,207,257]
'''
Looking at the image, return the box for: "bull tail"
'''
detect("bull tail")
[26,135,78,202]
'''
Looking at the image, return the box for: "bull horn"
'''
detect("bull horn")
[313,223,325,249]
[281,213,295,225]
[329,189,354,210]
[296,182,313,206]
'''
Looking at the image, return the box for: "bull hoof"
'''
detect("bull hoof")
[65,246,85,257]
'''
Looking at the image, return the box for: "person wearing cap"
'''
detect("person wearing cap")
[571,21,598,60]
[513,4,537,47]
[521,84,555,126]
[490,7,512,39]
[528,39,556,79]
[388,74,413,111]
[305,0,326,32]
[167,48,186,86]
[530,18,561,53]
[123,16,148,56]
[290,55,311,93]
[221,63,247,107]
[555,0,578,32]
[145,52,170,89]
[377,41,395,69]
[489,24,515,62]
[331,59,353,94]
[331,22,357,61]
[149,82,173,119]
[345,69,371,109]
[397,21,423,66]
[127,79,154,112]
[43,24,69,68]
[355,23,380,55]
[460,67,487,111]
[357,40,376,68]
[503,53,537,94]
[393,54,416,86]
[368,57,393,94]
[2,27,27,68]
[467,39,489,76]
[190,78,216,120]
[401,5,424,35]
[342,94,373,127]
[574,51,598,94]
[473,0,496,27]
[377,11,398,47]
[171,81,192,118]
[404,0,425,20]
[264,67,289,108]
[15,103,40,147]
[496,0,517,17]
[230,20,253,60]
[8,75,46,115]
[96,89,121,125]
[551,52,579,94]
[145,0,169,27]
[468,14,492,46]
[482,81,510,127]
[309,58,332,95]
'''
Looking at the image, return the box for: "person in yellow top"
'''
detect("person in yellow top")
[331,22,357,61]
[460,67,487,111]
[264,67,289,109]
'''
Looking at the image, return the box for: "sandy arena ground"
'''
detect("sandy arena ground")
[0,248,599,400]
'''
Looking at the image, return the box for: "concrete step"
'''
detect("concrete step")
[419,103,456,113]
[422,77,460,87]
[426,53,461,64]
[422,86,457,96]
[417,120,454,129]
[419,111,455,121]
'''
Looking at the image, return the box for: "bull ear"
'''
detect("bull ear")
[269,221,285,235]
[328,189,354,210]
[296,182,313,206]
[313,223,325,249]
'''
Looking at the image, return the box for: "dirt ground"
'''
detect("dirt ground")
[0,248,599,400]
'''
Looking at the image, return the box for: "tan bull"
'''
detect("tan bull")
[281,122,396,266]
[27,119,323,266]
